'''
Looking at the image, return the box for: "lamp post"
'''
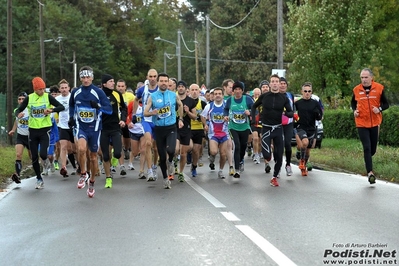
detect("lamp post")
[154,29,181,81]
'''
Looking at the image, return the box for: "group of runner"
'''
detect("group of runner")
[10,66,325,197]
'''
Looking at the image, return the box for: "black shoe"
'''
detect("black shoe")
[209,163,215,170]
[368,173,376,184]
[11,173,21,184]
[233,172,240,178]
[265,163,271,173]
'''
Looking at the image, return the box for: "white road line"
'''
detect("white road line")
[220,211,241,221]
[236,225,297,266]
[184,175,226,208]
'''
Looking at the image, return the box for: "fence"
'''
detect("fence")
[0,93,16,146]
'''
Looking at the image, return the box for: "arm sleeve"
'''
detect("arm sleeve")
[223,98,231,117]
[15,97,29,117]
[49,95,65,112]
[284,97,294,118]
[118,91,128,122]
[380,89,389,111]
[99,91,112,115]
[251,94,262,122]
[350,93,357,111]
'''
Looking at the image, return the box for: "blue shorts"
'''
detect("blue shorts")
[130,132,144,141]
[210,135,228,144]
[142,120,155,138]
[76,129,100,152]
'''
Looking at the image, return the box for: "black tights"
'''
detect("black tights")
[29,127,51,179]
[261,126,284,177]
[154,125,177,179]
[357,126,379,173]
[230,129,250,170]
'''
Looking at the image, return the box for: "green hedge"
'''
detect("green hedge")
[323,106,399,146]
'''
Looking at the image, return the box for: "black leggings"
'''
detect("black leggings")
[29,127,51,179]
[229,129,250,170]
[357,126,379,173]
[261,126,284,177]
[273,123,293,165]
[154,125,177,179]
[100,130,122,162]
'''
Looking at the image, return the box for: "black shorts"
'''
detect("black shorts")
[121,126,130,138]
[251,126,262,135]
[177,129,191,146]
[191,130,204,145]
[296,128,315,148]
[59,128,75,143]
[16,133,30,150]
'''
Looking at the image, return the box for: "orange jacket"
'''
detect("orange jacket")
[352,81,384,128]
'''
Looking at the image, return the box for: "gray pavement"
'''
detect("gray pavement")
[0,154,398,266]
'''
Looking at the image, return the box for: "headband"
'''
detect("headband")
[80,70,94,78]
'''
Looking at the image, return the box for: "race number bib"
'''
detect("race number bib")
[31,105,46,119]
[157,104,171,119]
[77,107,96,123]
[211,113,224,124]
[232,111,246,124]
[18,117,29,128]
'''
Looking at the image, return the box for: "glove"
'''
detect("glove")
[68,117,75,129]
[293,113,299,122]
[132,115,137,124]
[90,100,100,109]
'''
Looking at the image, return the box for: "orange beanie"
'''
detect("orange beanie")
[32,77,46,90]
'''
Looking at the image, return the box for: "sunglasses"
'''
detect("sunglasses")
[303,90,312,93]
[18,98,25,100]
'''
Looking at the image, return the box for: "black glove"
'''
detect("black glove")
[132,115,137,124]
[90,100,100,109]
[68,117,75,129]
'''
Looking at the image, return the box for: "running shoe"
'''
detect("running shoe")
[42,159,50,176]
[233,172,240,178]
[111,166,117,173]
[285,165,293,176]
[77,173,86,189]
[175,165,179,174]
[85,172,90,184]
[368,172,376,184]
[163,178,171,189]
[246,147,252,157]
[138,171,146,179]
[178,173,184,182]
[306,162,313,171]
[152,165,158,180]
[35,178,44,189]
[105,177,113,188]
[128,163,135,170]
[111,156,118,168]
[120,165,127,176]
[147,169,155,182]
[50,162,56,173]
[54,160,60,170]
[186,152,192,165]
[299,159,306,170]
[87,181,95,198]
[270,177,279,187]
[191,165,197,177]
[296,150,301,160]
[70,169,77,175]
[254,154,260,164]
[259,152,263,159]
[209,163,215,171]
[124,149,130,160]
[11,173,21,184]
[301,168,308,177]
[265,163,271,173]
[60,167,68,178]
[168,161,174,180]
[218,170,225,179]
[101,167,105,175]
[198,159,204,167]
[239,161,244,173]
[229,166,235,176]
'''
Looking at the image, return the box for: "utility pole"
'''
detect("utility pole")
[277,0,284,69]
[177,29,181,81]
[206,15,210,88]
[195,32,199,85]
[7,0,13,144]
[58,34,63,80]
[39,1,46,81]
[72,51,77,88]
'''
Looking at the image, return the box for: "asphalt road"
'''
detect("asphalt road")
[0,154,398,266]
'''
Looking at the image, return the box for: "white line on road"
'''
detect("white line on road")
[236,225,297,266]
[220,211,241,221]
[184,176,226,208]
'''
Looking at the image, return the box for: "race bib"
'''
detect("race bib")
[157,104,171,119]
[232,111,246,124]
[18,118,29,128]
[211,113,224,124]
[31,105,46,119]
[77,107,96,123]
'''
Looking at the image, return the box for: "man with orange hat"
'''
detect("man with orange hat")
[15,77,65,189]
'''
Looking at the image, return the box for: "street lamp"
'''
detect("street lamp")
[154,29,182,81]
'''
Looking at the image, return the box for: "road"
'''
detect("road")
[0,155,398,266]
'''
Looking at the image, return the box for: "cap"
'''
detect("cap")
[32,77,46,91]
[101,74,114,84]
[279,77,288,84]
[177,80,187,88]
[232,81,244,91]
[18,92,28,97]
[259,80,269,88]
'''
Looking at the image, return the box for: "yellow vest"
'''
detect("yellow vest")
[27,93,52,129]
[191,99,204,130]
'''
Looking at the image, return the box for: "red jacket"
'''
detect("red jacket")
[352,81,384,128]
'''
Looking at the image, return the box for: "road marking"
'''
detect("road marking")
[184,176,226,208]
[184,173,297,265]
[221,211,241,221]
[236,225,297,266]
